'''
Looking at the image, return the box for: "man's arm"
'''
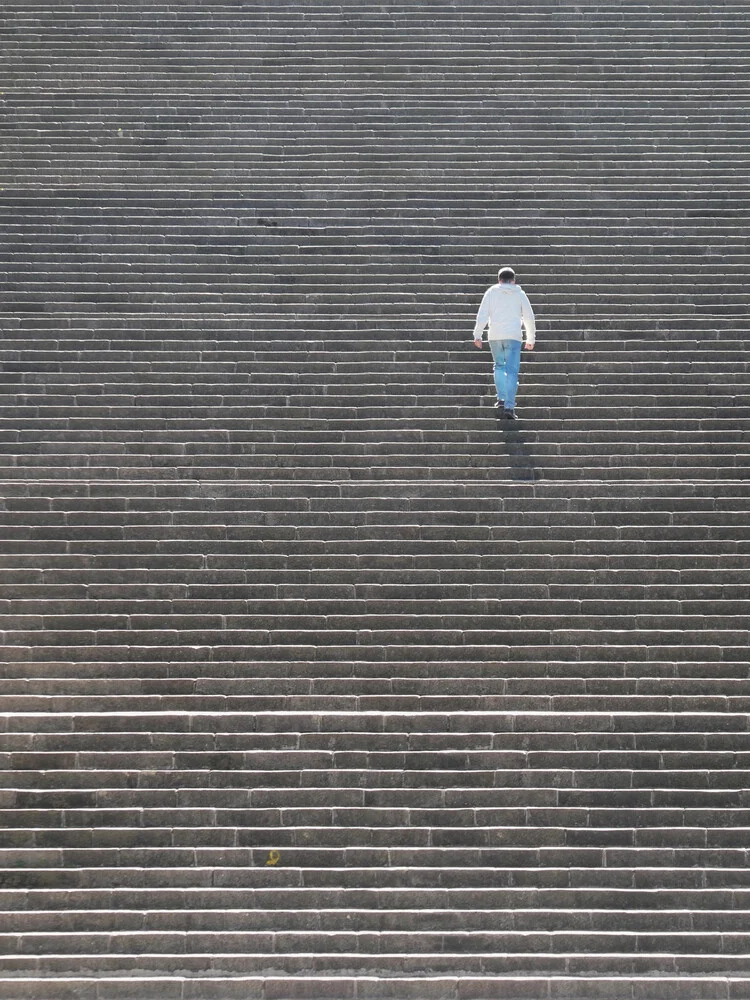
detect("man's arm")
[520,289,536,349]
[473,289,491,348]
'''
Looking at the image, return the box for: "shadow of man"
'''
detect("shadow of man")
[494,416,543,481]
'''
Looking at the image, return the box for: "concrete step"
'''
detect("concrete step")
[3,950,750,980]
[0,975,745,1000]
[3,905,750,932]
[2,927,750,958]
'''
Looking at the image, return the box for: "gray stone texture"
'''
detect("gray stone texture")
[0,0,749,996]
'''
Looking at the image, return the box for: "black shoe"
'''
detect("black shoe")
[502,408,518,420]
[494,399,504,408]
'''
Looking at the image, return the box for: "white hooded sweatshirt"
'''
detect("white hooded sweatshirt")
[473,282,536,347]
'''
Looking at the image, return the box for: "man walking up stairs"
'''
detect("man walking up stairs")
[473,265,537,420]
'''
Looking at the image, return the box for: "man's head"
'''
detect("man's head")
[498,266,516,284]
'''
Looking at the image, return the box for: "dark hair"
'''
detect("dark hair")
[498,267,515,283]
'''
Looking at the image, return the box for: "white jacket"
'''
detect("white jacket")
[473,282,536,346]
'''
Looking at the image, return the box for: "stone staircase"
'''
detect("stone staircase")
[1,2,750,998]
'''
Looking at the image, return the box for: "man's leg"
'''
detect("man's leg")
[502,340,522,409]
[489,340,506,402]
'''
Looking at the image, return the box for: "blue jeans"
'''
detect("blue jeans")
[490,339,522,408]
